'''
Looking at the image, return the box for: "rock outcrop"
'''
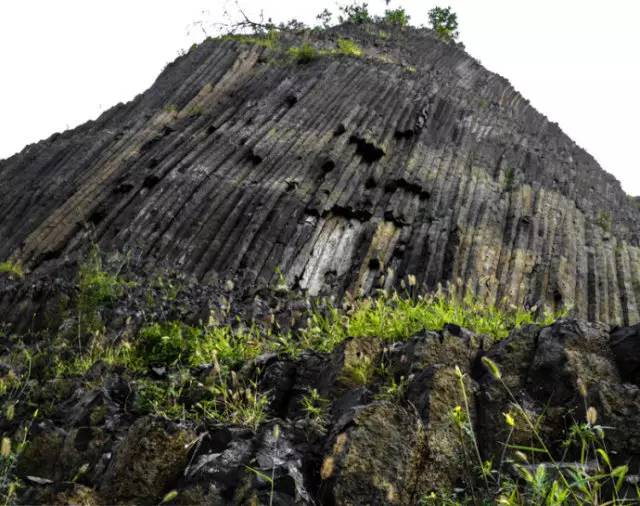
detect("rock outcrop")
[1,24,640,325]
[6,305,640,504]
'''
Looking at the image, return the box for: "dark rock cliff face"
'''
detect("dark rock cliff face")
[2,24,640,324]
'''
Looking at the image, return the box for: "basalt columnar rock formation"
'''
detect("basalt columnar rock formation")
[2,23,640,326]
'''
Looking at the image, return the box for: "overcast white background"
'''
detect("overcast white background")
[1,1,639,193]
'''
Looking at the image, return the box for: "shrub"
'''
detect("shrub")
[384,8,410,27]
[336,38,363,57]
[288,43,319,64]
[428,6,459,42]
[316,8,333,29]
[338,2,372,24]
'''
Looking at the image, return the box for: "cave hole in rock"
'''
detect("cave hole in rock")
[247,150,263,165]
[140,136,162,154]
[334,123,347,136]
[143,174,162,189]
[113,182,134,194]
[321,160,336,173]
[88,208,108,226]
[285,94,298,107]
[349,135,385,164]
[365,176,377,189]
[285,180,299,192]
[394,128,415,140]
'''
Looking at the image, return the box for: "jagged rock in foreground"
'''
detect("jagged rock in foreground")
[2,23,640,326]
[5,302,640,505]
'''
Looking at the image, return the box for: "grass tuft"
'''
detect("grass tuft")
[300,287,563,353]
[336,38,363,57]
[288,43,319,64]
[0,261,24,280]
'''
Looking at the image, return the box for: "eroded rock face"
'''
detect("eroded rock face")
[1,24,640,325]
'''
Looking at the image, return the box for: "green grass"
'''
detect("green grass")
[300,289,562,353]
[0,261,24,279]
[135,319,264,370]
[336,38,363,57]
[288,43,319,63]
[222,30,280,49]
[76,247,131,334]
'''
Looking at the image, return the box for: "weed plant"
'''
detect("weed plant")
[336,38,364,57]
[76,247,131,336]
[222,30,280,49]
[288,43,319,63]
[0,261,24,280]
[437,358,639,505]
[300,287,562,353]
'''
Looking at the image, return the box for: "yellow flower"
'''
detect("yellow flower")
[503,412,516,427]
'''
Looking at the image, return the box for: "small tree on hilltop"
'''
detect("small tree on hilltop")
[384,7,410,27]
[339,2,372,24]
[428,6,459,42]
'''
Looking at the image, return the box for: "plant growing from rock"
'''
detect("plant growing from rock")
[0,261,24,280]
[340,354,375,387]
[444,357,636,504]
[0,410,37,506]
[76,247,130,336]
[301,388,330,430]
[288,43,319,64]
[336,38,364,57]
[597,210,613,232]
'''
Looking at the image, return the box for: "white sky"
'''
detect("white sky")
[1,1,639,194]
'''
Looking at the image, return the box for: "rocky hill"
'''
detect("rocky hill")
[2,20,640,506]
[1,23,640,326]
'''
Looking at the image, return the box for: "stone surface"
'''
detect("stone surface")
[611,323,640,384]
[1,23,640,326]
